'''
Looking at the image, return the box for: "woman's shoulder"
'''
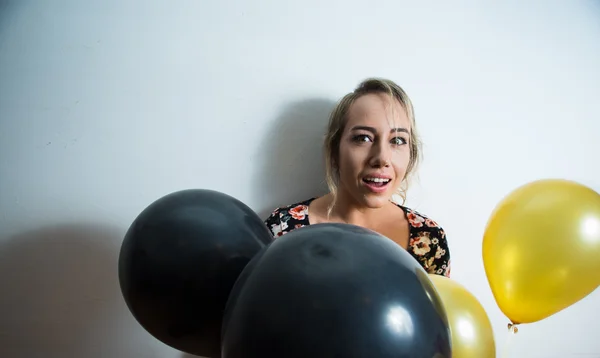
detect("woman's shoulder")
[401,205,446,235]
[264,197,316,237]
[265,197,316,221]
[397,204,451,277]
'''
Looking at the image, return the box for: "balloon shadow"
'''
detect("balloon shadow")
[0,223,123,358]
[252,98,337,220]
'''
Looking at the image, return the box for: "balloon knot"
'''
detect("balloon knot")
[507,323,519,334]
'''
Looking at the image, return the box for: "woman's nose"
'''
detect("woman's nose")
[369,144,391,168]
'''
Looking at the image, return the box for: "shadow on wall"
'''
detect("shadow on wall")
[0,0,19,35]
[252,97,337,220]
[0,223,122,358]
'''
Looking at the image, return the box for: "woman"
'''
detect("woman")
[264,78,450,277]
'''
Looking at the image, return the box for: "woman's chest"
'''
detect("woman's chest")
[371,219,411,250]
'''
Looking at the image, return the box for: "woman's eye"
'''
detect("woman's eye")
[353,134,372,143]
[391,137,407,145]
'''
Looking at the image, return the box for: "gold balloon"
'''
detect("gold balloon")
[428,275,496,358]
[483,179,600,324]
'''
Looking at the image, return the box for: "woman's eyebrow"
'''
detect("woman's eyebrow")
[351,126,409,134]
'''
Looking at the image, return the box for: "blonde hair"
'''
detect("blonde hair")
[323,77,422,216]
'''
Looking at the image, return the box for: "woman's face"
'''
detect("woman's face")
[336,93,411,208]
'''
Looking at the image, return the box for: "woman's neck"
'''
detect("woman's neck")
[327,190,386,227]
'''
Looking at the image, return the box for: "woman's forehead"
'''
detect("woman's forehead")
[346,93,410,130]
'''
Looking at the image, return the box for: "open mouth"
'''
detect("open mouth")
[362,177,391,188]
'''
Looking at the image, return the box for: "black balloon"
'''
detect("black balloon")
[118,189,273,358]
[221,223,452,358]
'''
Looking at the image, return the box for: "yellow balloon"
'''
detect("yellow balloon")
[429,275,496,358]
[483,179,600,324]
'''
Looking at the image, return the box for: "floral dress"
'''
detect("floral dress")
[264,198,451,277]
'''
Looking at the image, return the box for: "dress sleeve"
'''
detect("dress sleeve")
[427,226,451,277]
[264,209,282,238]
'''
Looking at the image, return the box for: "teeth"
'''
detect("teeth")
[365,178,390,183]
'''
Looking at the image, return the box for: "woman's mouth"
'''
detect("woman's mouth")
[362,177,391,193]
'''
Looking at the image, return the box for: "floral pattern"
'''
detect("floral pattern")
[264,198,451,277]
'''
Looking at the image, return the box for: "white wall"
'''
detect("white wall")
[1,1,599,357]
